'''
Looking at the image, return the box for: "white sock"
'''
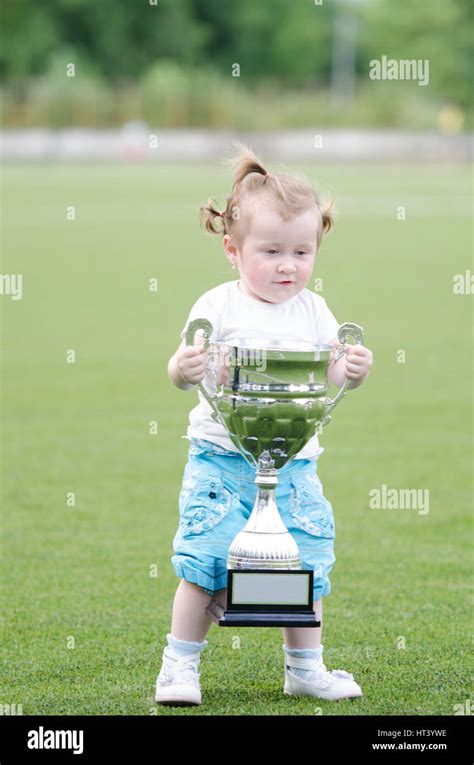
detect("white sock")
[165,632,208,662]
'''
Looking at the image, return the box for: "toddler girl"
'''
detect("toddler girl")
[155,143,373,706]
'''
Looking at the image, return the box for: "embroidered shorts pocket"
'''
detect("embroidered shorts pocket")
[188,438,240,458]
[179,468,237,538]
[187,441,208,458]
[289,473,335,539]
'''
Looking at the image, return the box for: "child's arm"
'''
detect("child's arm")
[168,337,208,391]
[327,340,373,390]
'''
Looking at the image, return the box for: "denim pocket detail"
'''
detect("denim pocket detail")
[188,439,212,457]
[188,438,238,458]
[179,469,237,537]
[289,473,335,538]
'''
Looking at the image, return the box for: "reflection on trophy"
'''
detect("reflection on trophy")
[185,318,364,628]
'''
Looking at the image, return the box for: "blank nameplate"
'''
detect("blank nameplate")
[231,572,310,606]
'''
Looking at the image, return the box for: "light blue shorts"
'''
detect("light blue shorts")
[171,438,336,601]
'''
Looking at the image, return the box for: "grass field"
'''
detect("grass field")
[1,161,472,716]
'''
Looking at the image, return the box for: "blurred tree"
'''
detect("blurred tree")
[362,0,473,110]
[0,0,60,81]
[191,0,334,85]
[0,0,470,114]
[0,0,210,82]
[0,0,336,85]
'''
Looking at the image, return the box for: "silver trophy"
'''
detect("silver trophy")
[185,318,364,627]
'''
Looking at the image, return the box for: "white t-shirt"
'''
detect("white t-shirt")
[179,279,341,459]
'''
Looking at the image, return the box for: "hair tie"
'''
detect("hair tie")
[218,210,225,218]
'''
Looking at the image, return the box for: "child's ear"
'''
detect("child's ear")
[223,234,238,257]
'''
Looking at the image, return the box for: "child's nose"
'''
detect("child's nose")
[278,258,296,272]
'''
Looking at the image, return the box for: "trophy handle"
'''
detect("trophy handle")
[185,318,221,422]
[323,322,364,425]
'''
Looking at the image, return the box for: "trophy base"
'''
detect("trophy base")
[219,610,320,628]
[211,569,321,628]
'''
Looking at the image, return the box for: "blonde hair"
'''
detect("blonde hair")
[199,142,335,250]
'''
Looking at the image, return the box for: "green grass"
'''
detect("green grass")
[1,161,472,716]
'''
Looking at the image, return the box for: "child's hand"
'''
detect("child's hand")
[176,335,209,386]
[343,343,373,386]
[329,340,373,389]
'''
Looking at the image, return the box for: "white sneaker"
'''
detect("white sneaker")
[284,652,363,701]
[155,646,203,706]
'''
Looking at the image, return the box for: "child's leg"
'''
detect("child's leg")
[281,598,325,683]
[171,579,227,642]
[281,596,362,697]
[282,597,323,648]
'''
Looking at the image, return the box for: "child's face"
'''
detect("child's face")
[223,198,320,304]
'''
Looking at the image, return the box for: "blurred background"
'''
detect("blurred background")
[1,0,472,717]
[1,0,472,134]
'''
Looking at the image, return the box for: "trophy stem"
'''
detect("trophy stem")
[227,451,301,570]
[242,486,288,536]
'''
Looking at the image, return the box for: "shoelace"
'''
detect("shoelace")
[330,669,355,681]
[287,659,355,689]
[308,663,333,689]
[160,651,202,686]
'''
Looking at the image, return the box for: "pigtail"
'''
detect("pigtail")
[201,144,334,247]
[320,195,336,236]
[224,141,268,191]
[199,197,226,235]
